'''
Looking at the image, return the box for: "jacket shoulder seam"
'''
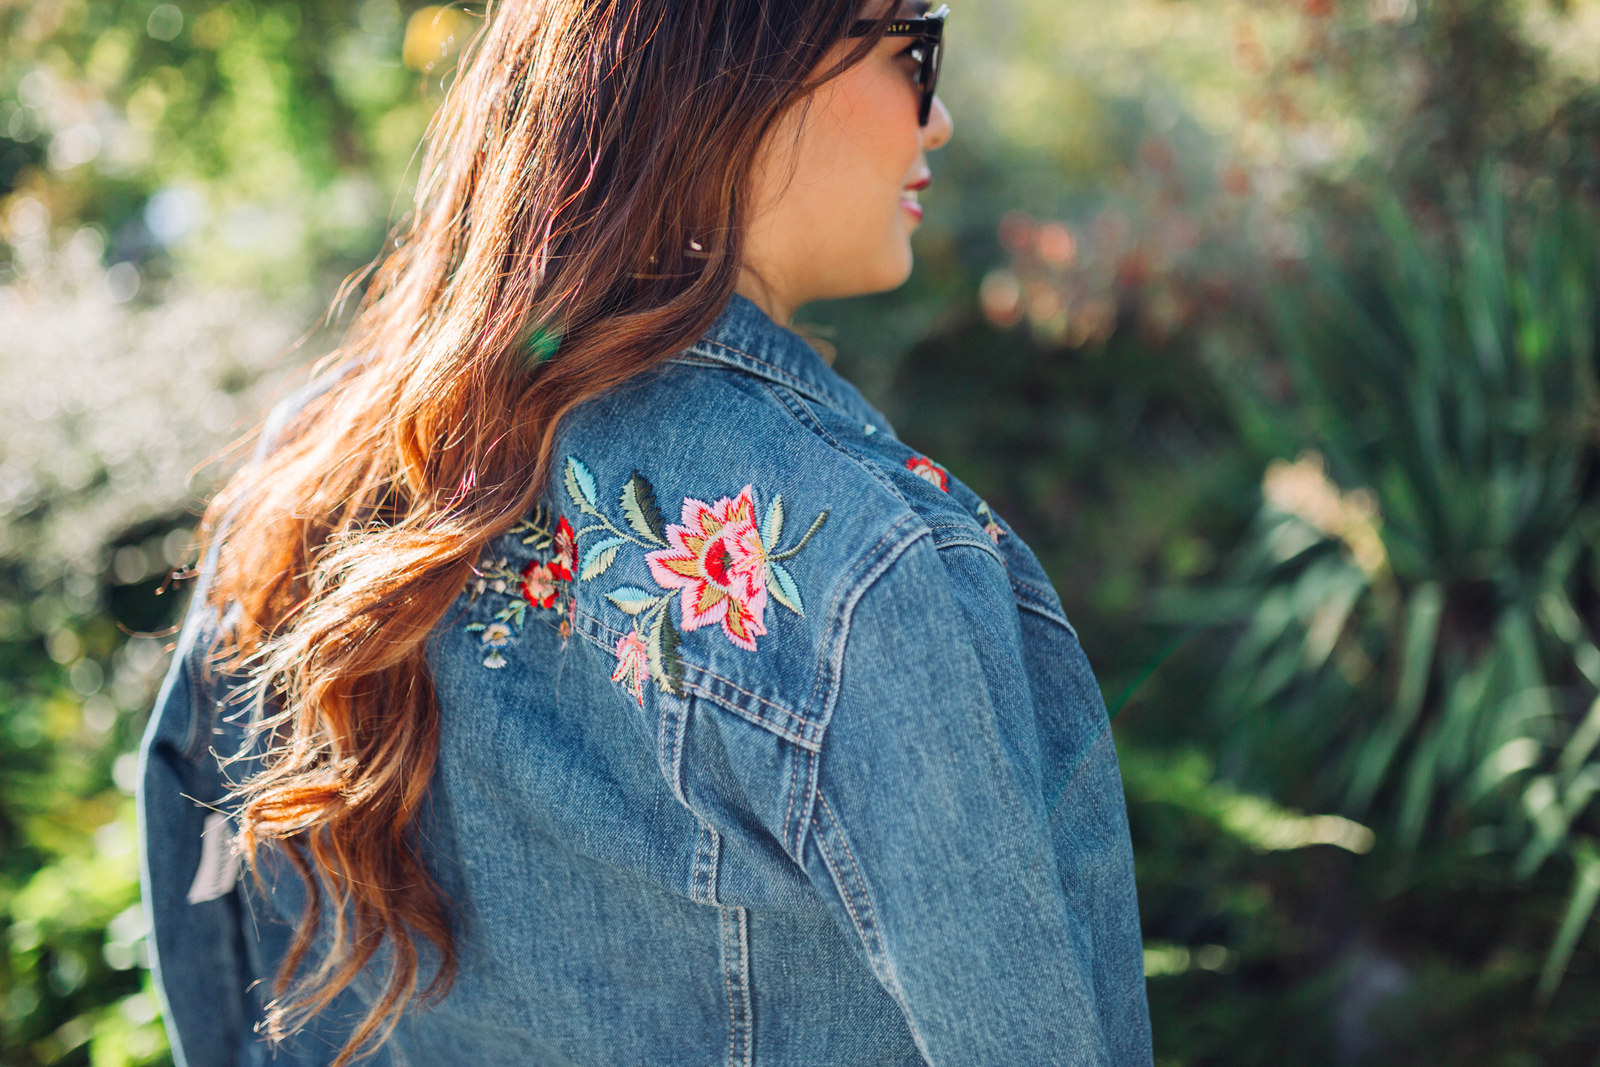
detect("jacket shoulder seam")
[761,382,911,508]
[783,515,931,857]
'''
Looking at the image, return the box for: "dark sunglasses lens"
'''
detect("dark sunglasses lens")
[920,41,940,125]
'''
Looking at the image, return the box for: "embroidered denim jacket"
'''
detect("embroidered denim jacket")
[138,292,1154,1066]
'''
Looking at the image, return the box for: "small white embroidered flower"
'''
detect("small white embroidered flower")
[480,621,513,648]
[483,650,508,669]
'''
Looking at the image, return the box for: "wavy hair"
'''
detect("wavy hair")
[193,0,899,1061]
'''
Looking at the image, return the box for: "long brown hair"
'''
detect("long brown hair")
[195,0,898,1061]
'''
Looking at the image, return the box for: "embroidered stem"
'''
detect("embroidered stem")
[574,513,655,549]
[768,509,829,562]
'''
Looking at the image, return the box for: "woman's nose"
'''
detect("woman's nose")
[923,94,953,151]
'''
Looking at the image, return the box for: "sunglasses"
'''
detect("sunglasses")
[847,3,949,127]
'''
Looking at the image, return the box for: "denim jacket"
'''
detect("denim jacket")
[138,292,1153,1066]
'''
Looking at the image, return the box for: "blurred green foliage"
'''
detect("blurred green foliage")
[4,0,1600,1062]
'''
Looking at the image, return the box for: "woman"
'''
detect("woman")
[137,0,1153,1063]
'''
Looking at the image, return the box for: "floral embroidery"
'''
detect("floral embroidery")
[478,621,513,669]
[562,455,828,699]
[611,630,649,706]
[550,515,577,580]
[906,454,949,491]
[558,596,576,648]
[646,487,769,651]
[463,504,575,668]
[976,500,1005,545]
[520,559,560,608]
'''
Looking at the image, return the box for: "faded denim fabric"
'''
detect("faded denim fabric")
[138,292,1154,1066]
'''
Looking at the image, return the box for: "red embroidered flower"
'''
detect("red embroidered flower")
[644,486,769,651]
[905,455,949,491]
[550,515,577,581]
[611,629,649,706]
[520,559,559,608]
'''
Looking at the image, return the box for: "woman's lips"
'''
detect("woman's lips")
[901,175,929,221]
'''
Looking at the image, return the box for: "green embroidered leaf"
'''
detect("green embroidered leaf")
[606,586,661,614]
[580,536,626,580]
[647,606,684,695]
[464,622,486,632]
[661,612,682,693]
[766,560,804,616]
[563,456,599,515]
[761,494,784,549]
[620,471,667,544]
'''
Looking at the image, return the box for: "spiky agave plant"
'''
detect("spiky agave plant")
[1170,166,1600,999]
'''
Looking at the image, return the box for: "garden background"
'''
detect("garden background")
[3,0,1600,1062]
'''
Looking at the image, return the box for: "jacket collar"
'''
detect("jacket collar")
[673,292,881,426]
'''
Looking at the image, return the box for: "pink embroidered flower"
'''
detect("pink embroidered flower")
[550,515,577,581]
[983,520,1004,544]
[905,455,949,491]
[611,629,649,706]
[559,596,576,645]
[520,559,559,608]
[644,486,769,651]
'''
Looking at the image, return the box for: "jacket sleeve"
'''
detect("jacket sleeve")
[800,532,1151,1066]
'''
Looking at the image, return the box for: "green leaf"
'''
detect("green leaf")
[762,494,784,548]
[620,471,667,544]
[1346,581,1442,817]
[564,456,599,515]
[1537,838,1600,1006]
[606,586,660,614]
[766,560,804,616]
[646,606,683,695]
[580,537,625,581]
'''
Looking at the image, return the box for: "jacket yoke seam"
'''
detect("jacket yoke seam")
[572,606,813,746]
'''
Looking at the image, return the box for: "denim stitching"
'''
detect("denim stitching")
[786,521,929,856]
[1015,596,1078,637]
[818,794,898,993]
[765,384,906,504]
[722,906,736,1065]
[682,666,814,745]
[718,904,752,1067]
[658,687,675,799]
[812,792,926,1051]
[782,516,927,854]
[575,607,812,742]
[789,516,926,852]
[678,339,861,418]
[738,906,752,1067]
[667,690,689,808]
